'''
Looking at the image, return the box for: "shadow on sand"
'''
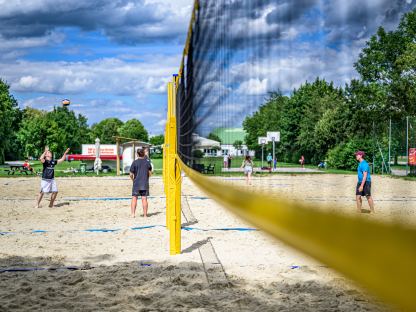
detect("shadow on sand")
[0,255,390,312]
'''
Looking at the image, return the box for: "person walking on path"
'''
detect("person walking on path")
[130,149,152,218]
[355,151,375,213]
[223,154,229,170]
[266,153,272,169]
[299,155,305,169]
[227,154,232,169]
[35,146,70,208]
[241,155,254,185]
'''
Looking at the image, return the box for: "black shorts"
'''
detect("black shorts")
[356,182,371,197]
[132,189,149,197]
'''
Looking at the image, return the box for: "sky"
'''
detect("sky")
[0,0,415,136]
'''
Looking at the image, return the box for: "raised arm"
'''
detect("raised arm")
[57,148,70,164]
[39,147,48,163]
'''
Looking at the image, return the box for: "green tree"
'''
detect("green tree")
[150,134,164,146]
[233,140,243,155]
[207,132,221,143]
[243,92,287,157]
[90,118,123,144]
[0,79,20,163]
[354,8,416,118]
[17,108,62,158]
[47,106,91,154]
[17,106,91,158]
[118,119,149,142]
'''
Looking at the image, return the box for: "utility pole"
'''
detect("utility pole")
[388,119,391,173]
[406,116,409,176]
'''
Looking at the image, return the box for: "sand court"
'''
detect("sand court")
[1,174,414,311]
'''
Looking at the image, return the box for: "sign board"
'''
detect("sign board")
[258,137,268,145]
[267,131,280,142]
[409,148,416,166]
[82,144,117,156]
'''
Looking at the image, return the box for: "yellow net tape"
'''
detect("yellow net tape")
[178,157,416,311]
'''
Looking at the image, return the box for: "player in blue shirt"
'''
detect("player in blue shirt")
[355,151,375,213]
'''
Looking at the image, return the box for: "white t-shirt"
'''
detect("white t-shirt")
[223,155,228,162]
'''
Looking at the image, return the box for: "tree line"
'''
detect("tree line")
[243,9,416,170]
[0,83,164,163]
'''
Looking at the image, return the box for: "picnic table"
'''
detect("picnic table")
[6,165,33,175]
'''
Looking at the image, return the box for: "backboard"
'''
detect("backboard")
[267,131,280,142]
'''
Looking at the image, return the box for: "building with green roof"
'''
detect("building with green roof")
[212,128,246,145]
[211,128,254,157]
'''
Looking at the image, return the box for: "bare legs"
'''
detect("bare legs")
[356,195,362,212]
[49,192,58,207]
[245,172,252,185]
[35,192,58,208]
[131,196,138,218]
[367,196,375,213]
[142,196,148,217]
[356,195,375,213]
[35,192,44,208]
[131,196,149,218]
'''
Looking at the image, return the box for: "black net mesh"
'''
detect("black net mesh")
[176,0,416,176]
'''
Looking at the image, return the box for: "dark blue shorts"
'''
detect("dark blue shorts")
[132,189,149,197]
[356,182,371,197]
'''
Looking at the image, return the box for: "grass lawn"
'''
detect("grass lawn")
[3,157,412,178]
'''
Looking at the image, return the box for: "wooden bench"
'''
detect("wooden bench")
[204,164,215,174]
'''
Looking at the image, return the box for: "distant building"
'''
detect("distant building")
[67,141,151,173]
[192,134,221,157]
[213,128,255,157]
[192,128,255,157]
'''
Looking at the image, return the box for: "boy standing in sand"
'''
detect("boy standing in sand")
[355,151,375,213]
[35,146,70,208]
[130,149,152,218]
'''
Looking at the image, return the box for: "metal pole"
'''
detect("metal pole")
[406,116,409,176]
[116,138,120,176]
[261,144,264,168]
[272,138,275,172]
[388,119,391,173]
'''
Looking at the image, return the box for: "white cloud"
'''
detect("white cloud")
[237,78,268,95]
[3,55,178,96]
[18,75,39,89]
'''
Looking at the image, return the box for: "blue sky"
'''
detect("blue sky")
[0,0,414,136]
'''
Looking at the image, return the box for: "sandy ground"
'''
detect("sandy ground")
[0,174,415,311]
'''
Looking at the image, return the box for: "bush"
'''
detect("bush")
[327,138,373,171]
[192,150,204,158]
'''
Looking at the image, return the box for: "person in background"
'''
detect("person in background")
[241,155,254,185]
[35,147,70,208]
[266,153,272,169]
[227,154,232,169]
[23,159,35,174]
[355,151,375,213]
[144,147,154,173]
[299,155,305,169]
[223,154,229,170]
[130,149,152,218]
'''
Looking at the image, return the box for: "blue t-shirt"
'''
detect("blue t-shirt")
[357,160,371,182]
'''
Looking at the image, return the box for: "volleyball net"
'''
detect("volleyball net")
[164,1,416,310]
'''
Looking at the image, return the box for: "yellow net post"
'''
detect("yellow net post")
[165,78,181,255]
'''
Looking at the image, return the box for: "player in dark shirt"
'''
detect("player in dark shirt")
[129,149,153,218]
[35,146,70,208]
